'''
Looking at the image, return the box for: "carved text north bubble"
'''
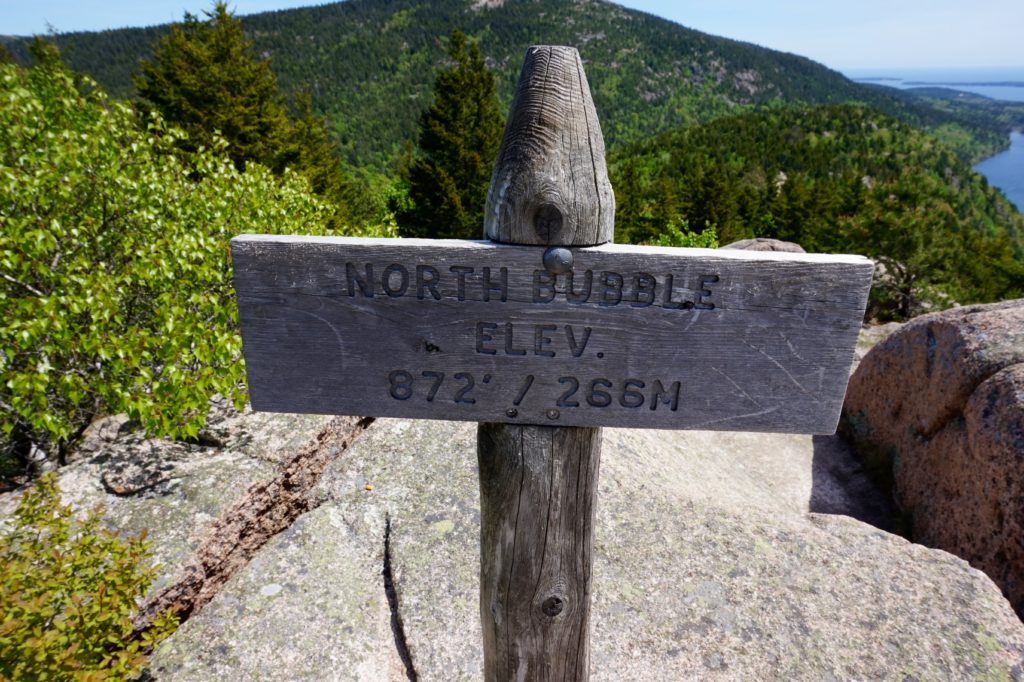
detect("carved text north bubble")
[344,262,719,310]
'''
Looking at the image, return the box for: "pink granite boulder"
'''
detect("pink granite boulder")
[843,299,1024,614]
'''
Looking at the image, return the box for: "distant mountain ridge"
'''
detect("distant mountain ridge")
[4,0,1016,168]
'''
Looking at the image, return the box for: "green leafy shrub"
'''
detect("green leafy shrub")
[648,222,719,249]
[0,55,335,468]
[0,474,178,679]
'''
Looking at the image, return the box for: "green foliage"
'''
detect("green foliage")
[277,87,361,231]
[0,56,331,467]
[648,223,719,249]
[134,3,288,171]
[611,104,1024,319]
[395,29,505,239]
[132,4,376,231]
[341,165,405,238]
[0,474,178,679]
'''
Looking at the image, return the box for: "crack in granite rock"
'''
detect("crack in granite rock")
[133,415,375,633]
[384,514,418,681]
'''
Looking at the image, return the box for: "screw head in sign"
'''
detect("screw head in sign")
[546,408,560,420]
[542,246,574,275]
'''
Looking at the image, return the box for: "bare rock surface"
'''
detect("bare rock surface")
[134,415,369,626]
[844,299,1024,615]
[0,401,334,597]
[721,237,806,253]
[149,418,1023,681]
[847,300,1024,438]
[852,321,902,370]
[149,503,403,681]
[5,334,1023,680]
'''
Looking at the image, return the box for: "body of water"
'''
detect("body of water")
[843,67,1024,212]
[844,67,1024,102]
[975,132,1024,212]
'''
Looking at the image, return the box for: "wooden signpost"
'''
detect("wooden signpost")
[233,46,872,681]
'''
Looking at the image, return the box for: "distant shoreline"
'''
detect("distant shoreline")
[904,80,1024,88]
[853,78,1024,88]
[973,132,1024,213]
[979,131,1022,162]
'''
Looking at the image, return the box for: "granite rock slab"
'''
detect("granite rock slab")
[150,418,1024,680]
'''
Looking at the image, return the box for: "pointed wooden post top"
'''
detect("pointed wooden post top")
[484,45,615,246]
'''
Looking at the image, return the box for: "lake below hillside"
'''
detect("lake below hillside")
[842,68,1024,211]
[974,132,1024,212]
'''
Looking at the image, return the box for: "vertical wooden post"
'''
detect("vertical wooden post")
[477,46,614,682]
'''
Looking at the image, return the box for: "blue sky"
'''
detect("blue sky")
[2,0,1020,70]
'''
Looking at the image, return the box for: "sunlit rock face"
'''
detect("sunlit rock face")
[844,299,1024,618]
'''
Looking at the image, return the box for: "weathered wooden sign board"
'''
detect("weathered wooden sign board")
[233,235,872,434]
[234,44,876,682]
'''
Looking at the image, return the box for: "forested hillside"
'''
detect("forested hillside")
[612,104,1024,317]
[3,0,1024,472]
[4,0,1022,167]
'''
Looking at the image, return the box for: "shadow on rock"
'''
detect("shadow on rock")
[809,433,897,533]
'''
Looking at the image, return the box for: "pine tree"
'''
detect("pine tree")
[135,3,355,225]
[396,29,505,239]
[0,43,16,66]
[277,87,355,229]
[612,159,649,243]
[134,2,288,170]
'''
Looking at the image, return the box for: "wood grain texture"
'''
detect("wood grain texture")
[480,48,606,682]
[232,236,873,434]
[477,423,601,682]
[483,46,615,246]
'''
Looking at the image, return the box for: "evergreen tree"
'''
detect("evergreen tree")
[612,160,648,243]
[134,2,288,170]
[277,87,356,229]
[278,89,343,196]
[396,29,505,239]
[0,43,16,66]
[135,3,356,224]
